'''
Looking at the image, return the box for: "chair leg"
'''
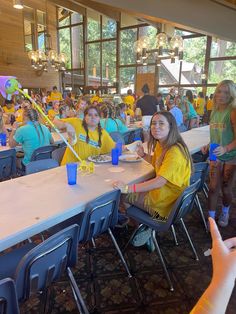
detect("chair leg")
[91,237,96,248]
[67,267,89,314]
[195,195,208,233]
[151,230,174,291]
[203,183,209,198]
[123,223,144,252]
[108,228,132,278]
[171,225,178,246]
[180,218,199,261]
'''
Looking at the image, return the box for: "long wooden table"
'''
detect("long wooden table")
[0,160,154,252]
[0,125,210,252]
[0,132,68,152]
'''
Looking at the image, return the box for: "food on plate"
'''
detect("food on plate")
[88,155,111,163]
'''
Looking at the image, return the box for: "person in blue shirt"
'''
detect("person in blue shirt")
[9,108,54,168]
[100,103,128,134]
[168,99,187,132]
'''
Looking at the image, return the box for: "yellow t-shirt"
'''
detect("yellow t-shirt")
[125,108,135,117]
[90,95,103,104]
[48,109,59,121]
[207,99,213,111]
[60,117,115,165]
[50,91,63,101]
[195,98,205,116]
[3,106,15,114]
[145,143,191,218]
[124,95,135,111]
[15,108,24,123]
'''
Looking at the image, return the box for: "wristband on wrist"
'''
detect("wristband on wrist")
[123,185,129,194]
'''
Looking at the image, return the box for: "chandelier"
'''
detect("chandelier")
[134,28,184,66]
[28,33,66,72]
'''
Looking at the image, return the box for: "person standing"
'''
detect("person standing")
[136,84,158,116]
[202,80,236,227]
[156,92,165,111]
[207,93,214,123]
[50,86,63,102]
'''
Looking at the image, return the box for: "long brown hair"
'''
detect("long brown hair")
[148,111,193,171]
[24,108,45,143]
[82,105,103,147]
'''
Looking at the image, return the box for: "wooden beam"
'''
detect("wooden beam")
[72,0,120,21]
[48,0,86,15]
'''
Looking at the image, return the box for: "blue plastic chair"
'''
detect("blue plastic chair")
[0,278,20,314]
[79,189,132,278]
[109,132,125,144]
[25,159,59,175]
[0,149,16,181]
[191,162,209,232]
[0,224,89,314]
[125,179,200,291]
[30,144,58,161]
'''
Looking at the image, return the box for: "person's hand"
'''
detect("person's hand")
[112,180,128,193]
[12,121,19,130]
[201,144,209,155]
[136,143,145,158]
[66,123,77,145]
[209,217,236,281]
[214,146,227,156]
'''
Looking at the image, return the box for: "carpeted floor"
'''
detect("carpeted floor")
[20,186,236,314]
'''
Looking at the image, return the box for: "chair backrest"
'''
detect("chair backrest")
[0,149,16,181]
[191,162,209,191]
[14,224,79,301]
[164,179,201,228]
[79,189,121,243]
[30,144,58,161]
[0,278,20,314]
[52,146,66,164]
[109,132,125,144]
[25,159,59,175]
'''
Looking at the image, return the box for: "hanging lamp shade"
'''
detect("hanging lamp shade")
[13,0,24,9]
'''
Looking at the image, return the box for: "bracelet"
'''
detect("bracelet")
[133,184,136,193]
[123,185,129,194]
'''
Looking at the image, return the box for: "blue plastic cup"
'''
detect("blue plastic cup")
[209,143,220,161]
[111,148,119,165]
[66,163,77,185]
[0,133,7,146]
[116,141,123,156]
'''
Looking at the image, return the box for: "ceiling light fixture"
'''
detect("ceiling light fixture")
[13,0,24,9]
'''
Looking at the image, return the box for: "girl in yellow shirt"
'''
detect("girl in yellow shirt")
[54,105,115,165]
[113,111,192,237]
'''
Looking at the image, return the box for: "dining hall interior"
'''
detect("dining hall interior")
[0,0,236,313]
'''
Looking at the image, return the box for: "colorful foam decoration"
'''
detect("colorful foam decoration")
[0,76,21,100]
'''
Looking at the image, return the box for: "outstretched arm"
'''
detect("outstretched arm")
[191,218,236,314]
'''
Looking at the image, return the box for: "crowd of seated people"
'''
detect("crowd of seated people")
[0,83,220,177]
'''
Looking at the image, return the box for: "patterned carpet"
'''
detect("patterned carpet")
[20,185,236,314]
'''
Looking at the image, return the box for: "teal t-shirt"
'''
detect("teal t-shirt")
[14,122,52,165]
[100,118,128,134]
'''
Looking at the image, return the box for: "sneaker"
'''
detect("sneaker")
[218,212,229,227]
[116,213,130,228]
[146,237,155,252]
[131,226,152,247]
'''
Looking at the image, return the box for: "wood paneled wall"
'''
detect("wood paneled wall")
[0,0,60,90]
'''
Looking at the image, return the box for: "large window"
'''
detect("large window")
[58,8,84,90]
[23,7,47,52]
[86,10,117,87]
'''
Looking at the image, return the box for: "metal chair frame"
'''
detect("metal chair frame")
[124,179,201,291]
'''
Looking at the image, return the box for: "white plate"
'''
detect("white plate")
[119,154,142,163]
[88,155,112,163]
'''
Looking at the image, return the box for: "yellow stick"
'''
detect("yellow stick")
[16,88,83,163]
